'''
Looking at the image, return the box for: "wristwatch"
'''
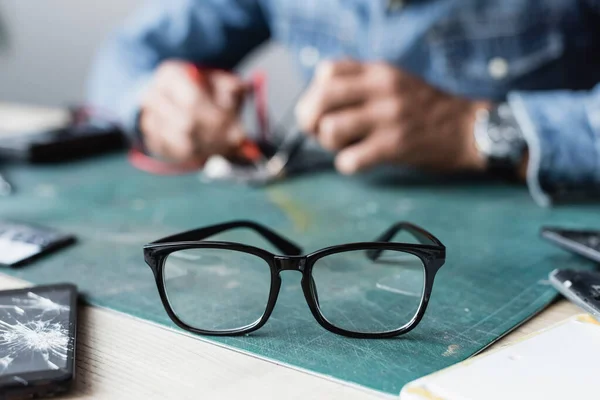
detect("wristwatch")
[473,103,527,177]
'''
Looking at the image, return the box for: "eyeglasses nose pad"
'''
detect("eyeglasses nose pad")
[310,276,320,307]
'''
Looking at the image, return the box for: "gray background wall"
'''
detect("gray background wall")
[0,0,301,119]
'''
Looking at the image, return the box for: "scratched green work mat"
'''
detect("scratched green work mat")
[1,154,599,395]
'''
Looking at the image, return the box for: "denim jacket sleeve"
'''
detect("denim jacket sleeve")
[508,85,600,206]
[86,0,270,134]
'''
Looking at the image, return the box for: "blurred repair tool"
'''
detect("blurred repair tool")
[202,130,305,185]
[201,91,307,185]
[128,64,269,174]
[0,172,12,196]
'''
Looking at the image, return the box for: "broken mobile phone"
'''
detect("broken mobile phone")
[0,283,78,399]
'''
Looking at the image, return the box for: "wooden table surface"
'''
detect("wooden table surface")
[0,104,583,399]
[0,274,580,400]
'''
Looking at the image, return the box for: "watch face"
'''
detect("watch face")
[475,104,525,166]
[487,123,522,158]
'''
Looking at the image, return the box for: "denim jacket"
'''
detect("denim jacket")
[88,0,600,206]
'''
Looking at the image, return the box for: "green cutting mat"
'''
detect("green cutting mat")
[1,154,598,395]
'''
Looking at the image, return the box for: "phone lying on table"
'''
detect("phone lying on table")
[549,269,600,322]
[541,226,600,263]
[0,220,76,267]
[0,283,78,399]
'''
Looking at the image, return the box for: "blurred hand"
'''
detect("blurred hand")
[140,60,248,163]
[296,60,490,174]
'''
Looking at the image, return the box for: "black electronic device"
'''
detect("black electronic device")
[0,221,75,267]
[541,227,600,263]
[0,284,78,399]
[0,121,125,163]
[549,269,600,322]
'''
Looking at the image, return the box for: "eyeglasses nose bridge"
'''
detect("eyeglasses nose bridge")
[273,255,306,273]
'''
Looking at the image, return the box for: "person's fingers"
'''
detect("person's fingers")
[317,106,374,151]
[139,111,163,154]
[192,106,245,151]
[161,130,198,161]
[153,62,204,110]
[296,60,367,134]
[316,96,406,151]
[154,63,239,125]
[335,128,406,174]
[169,68,247,152]
[361,62,406,97]
[141,90,208,161]
[208,70,248,110]
[147,61,250,160]
[314,59,364,81]
[215,119,246,157]
[142,89,190,133]
[298,61,406,136]
[296,77,370,134]
[156,68,246,152]
[142,111,197,162]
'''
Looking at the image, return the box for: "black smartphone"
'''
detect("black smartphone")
[541,226,600,263]
[549,269,600,322]
[0,283,78,399]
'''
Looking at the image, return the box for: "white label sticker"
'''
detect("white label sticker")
[0,238,41,265]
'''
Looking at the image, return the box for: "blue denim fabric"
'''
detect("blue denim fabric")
[88,0,600,205]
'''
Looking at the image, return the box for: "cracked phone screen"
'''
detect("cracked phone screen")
[0,288,72,376]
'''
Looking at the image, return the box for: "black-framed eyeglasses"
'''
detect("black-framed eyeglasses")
[143,221,445,339]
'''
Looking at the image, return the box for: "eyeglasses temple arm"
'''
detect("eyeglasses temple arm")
[149,220,303,256]
[367,222,444,260]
